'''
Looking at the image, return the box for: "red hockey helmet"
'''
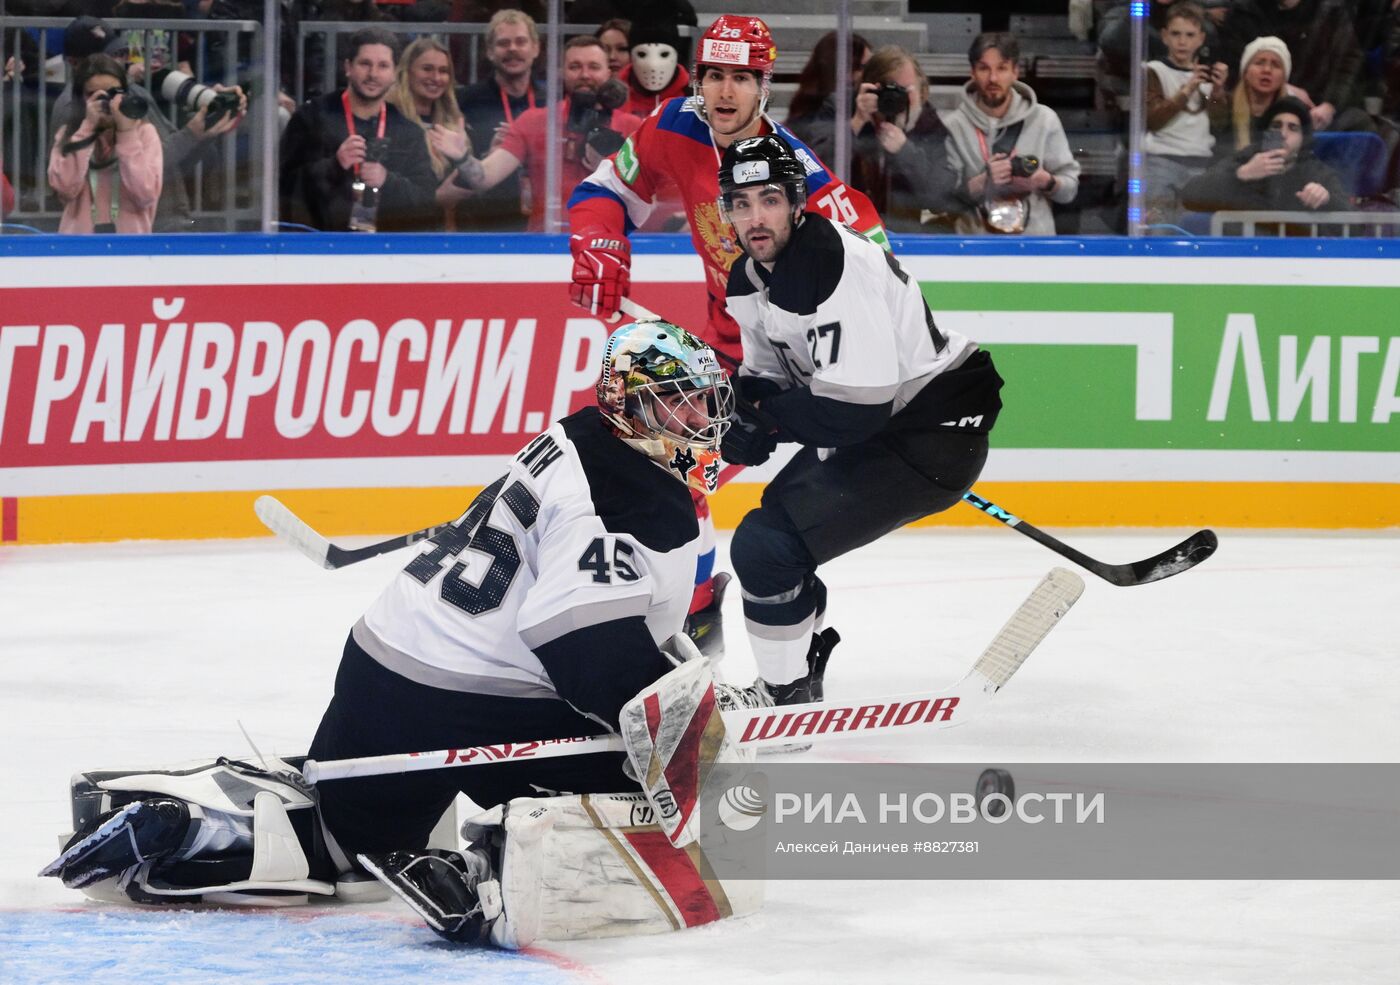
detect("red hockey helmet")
[692,16,778,123]
[694,15,778,75]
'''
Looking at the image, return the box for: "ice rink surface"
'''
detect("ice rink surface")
[3,527,1398,984]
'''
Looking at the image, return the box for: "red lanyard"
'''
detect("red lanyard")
[498,83,535,125]
[342,89,387,176]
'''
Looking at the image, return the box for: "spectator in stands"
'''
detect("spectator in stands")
[842,45,962,233]
[616,10,689,117]
[389,37,474,230]
[783,30,872,148]
[1384,4,1400,125]
[1144,2,1230,226]
[1220,0,1369,133]
[48,55,164,233]
[597,18,632,76]
[943,32,1081,235]
[1098,0,1223,96]
[456,9,545,230]
[449,35,642,230]
[1223,36,1294,152]
[1182,95,1348,212]
[48,15,249,233]
[279,27,438,231]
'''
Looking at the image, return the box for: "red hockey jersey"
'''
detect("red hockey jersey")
[568,96,888,357]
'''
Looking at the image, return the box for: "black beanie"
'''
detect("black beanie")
[1261,95,1314,139]
[63,16,115,61]
[630,18,681,50]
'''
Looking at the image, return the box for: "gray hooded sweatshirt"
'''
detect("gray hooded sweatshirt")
[943,80,1081,235]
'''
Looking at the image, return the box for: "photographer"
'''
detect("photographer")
[844,45,962,233]
[48,55,163,234]
[943,32,1080,236]
[279,27,438,232]
[449,36,641,231]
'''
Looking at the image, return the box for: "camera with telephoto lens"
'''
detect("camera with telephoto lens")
[154,69,241,127]
[566,78,628,160]
[100,87,148,120]
[1010,154,1040,178]
[875,81,910,120]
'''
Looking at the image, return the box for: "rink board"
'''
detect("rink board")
[0,235,1397,542]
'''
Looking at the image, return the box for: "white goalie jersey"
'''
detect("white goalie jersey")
[354,408,701,714]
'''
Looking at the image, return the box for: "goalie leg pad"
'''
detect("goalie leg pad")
[40,798,192,889]
[619,658,752,848]
[455,793,762,948]
[47,758,336,905]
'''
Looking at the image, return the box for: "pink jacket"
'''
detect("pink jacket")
[48,122,162,234]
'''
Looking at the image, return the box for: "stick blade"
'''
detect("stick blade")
[973,567,1085,691]
[253,495,334,569]
[1115,529,1218,587]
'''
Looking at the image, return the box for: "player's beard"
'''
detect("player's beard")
[740,219,791,264]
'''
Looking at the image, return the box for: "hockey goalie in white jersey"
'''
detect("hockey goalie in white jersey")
[40,322,826,946]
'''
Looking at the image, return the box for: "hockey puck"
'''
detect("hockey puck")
[976,768,1015,818]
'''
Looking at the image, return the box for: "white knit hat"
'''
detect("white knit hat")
[1239,36,1292,83]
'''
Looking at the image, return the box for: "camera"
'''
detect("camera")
[1009,154,1040,178]
[100,87,148,120]
[1198,45,1212,65]
[566,78,628,160]
[153,69,241,127]
[364,137,391,164]
[875,81,910,120]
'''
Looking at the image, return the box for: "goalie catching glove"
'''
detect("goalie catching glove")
[569,231,631,318]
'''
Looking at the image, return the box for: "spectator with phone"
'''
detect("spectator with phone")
[48,54,163,234]
[279,27,438,232]
[1144,3,1230,225]
[1181,95,1348,213]
[943,32,1080,235]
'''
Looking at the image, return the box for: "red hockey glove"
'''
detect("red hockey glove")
[569,232,631,318]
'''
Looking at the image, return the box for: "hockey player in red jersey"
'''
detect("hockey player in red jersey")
[569,15,887,359]
[569,15,888,654]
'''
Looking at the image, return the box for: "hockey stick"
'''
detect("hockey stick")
[622,298,1219,588]
[960,492,1218,588]
[253,495,456,571]
[301,567,1083,784]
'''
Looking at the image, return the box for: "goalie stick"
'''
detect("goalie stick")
[301,568,1083,784]
[622,298,1219,588]
[253,496,457,570]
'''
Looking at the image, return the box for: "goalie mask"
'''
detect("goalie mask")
[597,322,733,494]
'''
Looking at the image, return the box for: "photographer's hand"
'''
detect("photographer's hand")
[360,161,388,188]
[83,90,110,131]
[874,121,907,154]
[851,82,878,135]
[110,93,139,133]
[337,134,367,171]
[189,101,241,141]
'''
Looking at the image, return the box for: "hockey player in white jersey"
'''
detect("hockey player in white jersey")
[716,134,1005,700]
[40,322,793,945]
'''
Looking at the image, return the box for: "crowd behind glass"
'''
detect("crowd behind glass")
[3,0,1398,236]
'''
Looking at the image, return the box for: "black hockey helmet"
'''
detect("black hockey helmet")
[717,134,807,215]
